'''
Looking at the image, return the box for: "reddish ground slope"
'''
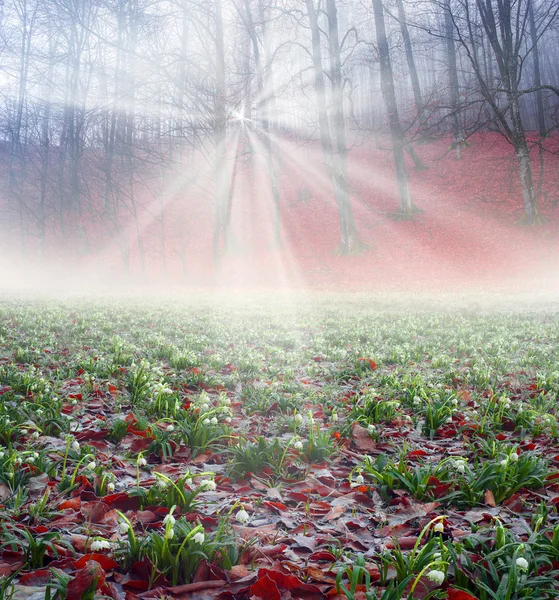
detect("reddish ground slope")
[171,132,559,293]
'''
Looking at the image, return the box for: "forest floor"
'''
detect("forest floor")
[1,297,559,599]
[161,132,559,293]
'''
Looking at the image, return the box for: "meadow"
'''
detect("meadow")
[1,295,559,599]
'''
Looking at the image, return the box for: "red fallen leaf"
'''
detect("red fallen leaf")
[358,358,377,370]
[263,500,290,514]
[447,589,479,600]
[59,497,81,511]
[99,582,120,599]
[385,536,418,549]
[309,550,336,561]
[103,493,141,512]
[74,553,119,571]
[456,390,471,401]
[168,580,227,595]
[66,560,106,600]
[408,449,429,458]
[250,574,281,600]
[484,489,497,507]
[496,433,507,441]
[81,501,110,524]
[257,568,321,594]
[19,569,51,586]
[351,423,376,452]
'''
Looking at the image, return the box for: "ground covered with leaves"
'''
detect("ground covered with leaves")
[1,296,559,600]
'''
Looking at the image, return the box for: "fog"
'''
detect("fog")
[0,0,558,303]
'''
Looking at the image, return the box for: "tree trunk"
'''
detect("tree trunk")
[305,0,362,254]
[444,1,464,159]
[395,0,424,126]
[372,0,416,217]
[528,0,546,136]
[213,0,231,269]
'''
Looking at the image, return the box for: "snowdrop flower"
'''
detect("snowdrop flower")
[32,431,40,439]
[210,417,218,425]
[510,452,519,462]
[225,417,232,423]
[156,477,169,490]
[193,531,205,544]
[185,477,193,486]
[91,539,112,551]
[71,440,80,452]
[137,456,147,467]
[71,400,77,406]
[0,451,5,459]
[294,414,303,424]
[413,396,422,405]
[516,557,529,571]
[14,456,22,465]
[221,397,231,406]
[164,527,175,540]
[331,412,339,422]
[426,570,445,584]
[367,424,376,434]
[87,461,96,470]
[20,429,28,435]
[293,440,303,450]
[350,474,365,488]
[166,424,175,433]
[433,522,444,533]
[203,418,210,425]
[107,482,115,492]
[199,479,216,491]
[118,521,130,534]
[163,513,176,526]
[236,509,250,524]
[27,456,35,464]
[500,459,509,467]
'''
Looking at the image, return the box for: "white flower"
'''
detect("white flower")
[367,424,376,434]
[294,414,303,424]
[0,452,4,459]
[87,461,96,470]
[426,569,445,584]
[165,527,175,540]
[185,477,193,486]
[433,522,444,533]
[118,521,130,534]
[163,513,176,526]
[107,482,115,492]
[20,429,28,435]
[501,459,509,467]
[166,424,175,432]
[27,456,35,464]
[32,431,40,439]
[350,474,365,488]
[91,539,112,551]
[199,479,216,491]
[293,441,303,450]
[221,397,231,406]
[225,417,232,423]
[157,478,169,489]
[71,441,80,452]
[203,418,210,425]
[516,557,529,571]
[137,457,147,467]
[510,452,519,462]
[331,413,338,422]
[210,417,218,425]
[193,532,205,544]
[236,509,250,524]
